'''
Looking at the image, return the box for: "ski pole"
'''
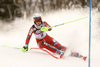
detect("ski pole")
[3,45,29,52]
[40,17,88,31]
[3,45,23,50]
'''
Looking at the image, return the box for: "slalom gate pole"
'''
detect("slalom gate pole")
[41,17,88,31]
[89,0,92,67]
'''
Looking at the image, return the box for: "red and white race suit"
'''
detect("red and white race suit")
[25,21,65,53]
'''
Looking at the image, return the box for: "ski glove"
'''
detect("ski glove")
[22,44,28,52]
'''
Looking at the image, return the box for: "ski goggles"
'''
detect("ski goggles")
[34,17,42,22]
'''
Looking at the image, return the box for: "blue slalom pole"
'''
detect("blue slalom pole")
[89,0,92,67]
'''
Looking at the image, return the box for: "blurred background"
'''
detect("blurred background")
[0,0,99,21]
[0,1,100,67]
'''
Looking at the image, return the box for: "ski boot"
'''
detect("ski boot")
[60,46,67,52]
[56,50,64,58]
[57,46,67,58]
[71,52,87,61]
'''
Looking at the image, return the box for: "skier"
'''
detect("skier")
[22,15,87,60]
[22,15,67,58]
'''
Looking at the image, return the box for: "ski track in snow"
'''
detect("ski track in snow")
[0,8,100,67]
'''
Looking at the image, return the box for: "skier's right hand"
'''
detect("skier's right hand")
[22,44,28,52]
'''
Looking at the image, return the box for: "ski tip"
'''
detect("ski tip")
[83,56,87,61]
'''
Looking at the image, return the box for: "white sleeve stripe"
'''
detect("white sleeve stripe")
[29,29,34,35]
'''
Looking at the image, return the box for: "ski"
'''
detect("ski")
[30,48,60,59]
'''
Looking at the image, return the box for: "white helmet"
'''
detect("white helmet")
[33,14,42,22]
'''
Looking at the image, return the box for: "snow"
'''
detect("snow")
[0,8,100,67]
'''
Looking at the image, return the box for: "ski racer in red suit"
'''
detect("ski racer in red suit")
[22,15,67,58]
